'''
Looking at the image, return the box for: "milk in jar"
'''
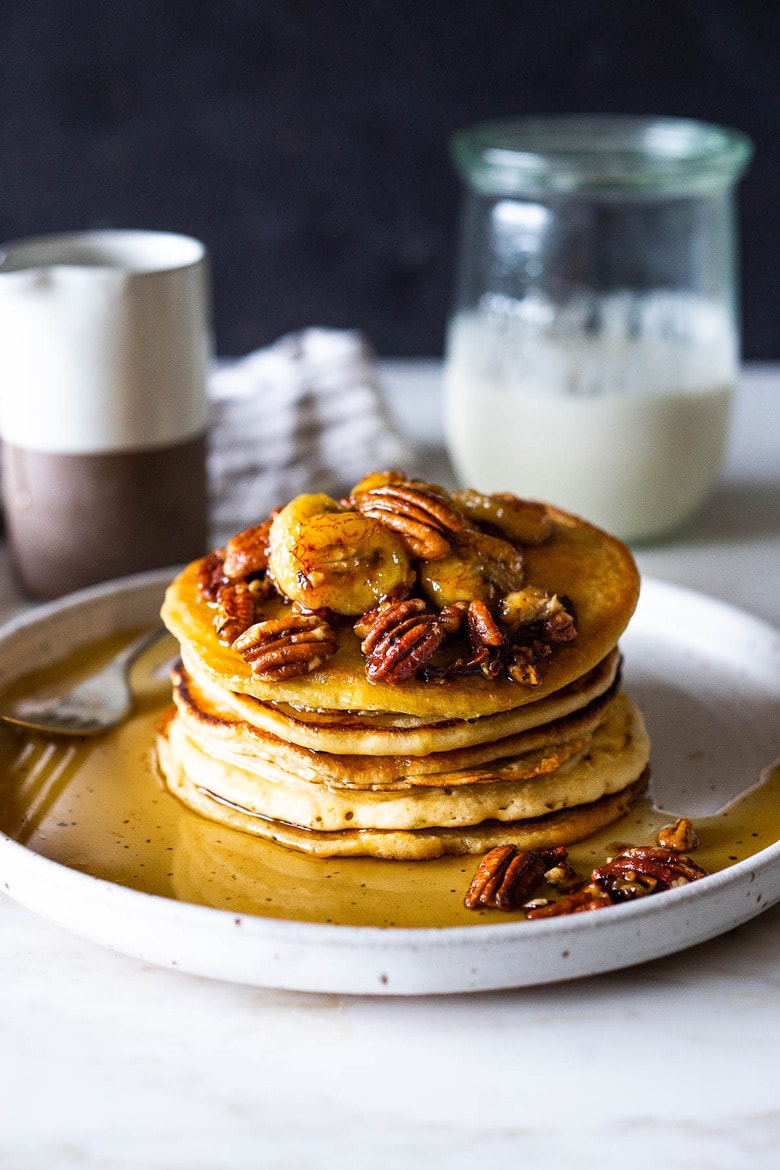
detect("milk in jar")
[444,293,736,542]
[444,115,752,542]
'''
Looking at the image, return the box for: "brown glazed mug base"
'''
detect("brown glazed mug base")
[1,434,208,599]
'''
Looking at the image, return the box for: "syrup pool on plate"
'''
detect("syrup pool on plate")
[1,631,778,930]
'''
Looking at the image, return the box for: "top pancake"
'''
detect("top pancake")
[162,504,639,720]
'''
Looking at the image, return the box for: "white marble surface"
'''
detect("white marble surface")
[1,361,779,1169]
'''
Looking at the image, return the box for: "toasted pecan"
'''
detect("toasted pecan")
[233,613,338,680]
[464,845,569,911]
[592,846,708,901]
[197,549,226,601]
[526,846,708,918]
[464,845,547,910]
[213,580,258,645]
[222,520,273,581]
[467,599,504,648]
[506,646,543,687]
[357,481,464,560]
[525,883,613,918]
[356,597,446,684]
[657,817,699,852]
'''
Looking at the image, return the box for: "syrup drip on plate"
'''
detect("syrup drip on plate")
[0,633,778,929]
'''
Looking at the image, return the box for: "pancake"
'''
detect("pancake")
[178,644,622,757]
[157,709,649,860]
[159,690,648,833]
[171,660,622,789]
[161,504,639,719]
[157,475,648,861]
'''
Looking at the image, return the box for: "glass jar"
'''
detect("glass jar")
[443,115,753,542]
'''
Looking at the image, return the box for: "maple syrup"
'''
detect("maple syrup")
[1,632,778,929]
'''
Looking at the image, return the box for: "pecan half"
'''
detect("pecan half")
[467,599,504,648]
[356,597,446,684]
[524,845,709,918]
[459,599,505,680]
[222,519,272,581]
[464,845,568,911]
[357,481,464,560]
[213,580,258,645]
[197,549,226,601]
[464,845,547,911]
[233,613,338,680]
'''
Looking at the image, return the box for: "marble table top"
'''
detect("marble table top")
[1,360,779,1169]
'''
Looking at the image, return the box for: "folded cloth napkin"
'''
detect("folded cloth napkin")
[207,328,413,547]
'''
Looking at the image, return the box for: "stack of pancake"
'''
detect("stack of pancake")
[157,477,649,860]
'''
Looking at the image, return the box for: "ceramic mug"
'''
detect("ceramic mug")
[0,229,211,597]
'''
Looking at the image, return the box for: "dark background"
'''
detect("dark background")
[0,0,777,358]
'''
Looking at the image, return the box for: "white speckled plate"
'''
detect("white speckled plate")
[0,570,779,995]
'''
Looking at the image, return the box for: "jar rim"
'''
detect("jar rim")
[451,114,753,196]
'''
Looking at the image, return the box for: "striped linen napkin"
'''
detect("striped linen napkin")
[207,328,413,546]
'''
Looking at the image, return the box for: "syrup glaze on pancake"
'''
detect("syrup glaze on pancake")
[160,690,649,832]
[161,505,639,720]
[157,707,649,860]
[177,646,622,757]
[170,660,623,790]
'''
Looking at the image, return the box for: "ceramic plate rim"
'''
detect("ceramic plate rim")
[0,569,779,996]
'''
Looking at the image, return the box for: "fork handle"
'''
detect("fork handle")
[115,626,170,673]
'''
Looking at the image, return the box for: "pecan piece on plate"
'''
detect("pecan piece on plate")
[656,817,699,852]
[592,846,708,902]
[355,597,446,684]
[464,845,546,911]
[233,612,338,680]
[525,883,613,918]
[464,844,554,911]
[356,481,464,560]
[544,857,583,892]
[222,519,273,581]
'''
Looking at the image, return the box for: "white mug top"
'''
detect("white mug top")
[0,230,211,454]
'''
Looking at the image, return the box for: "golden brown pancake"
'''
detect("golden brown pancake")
[177,645,622,757]
[170,773,649,923]
[157,707,649,860]
[161,505,639,719]
[170,660,622,789]
[156,692,649,843]
[158,481,648,860]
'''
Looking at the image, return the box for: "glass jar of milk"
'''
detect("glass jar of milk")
[443,116,752,542]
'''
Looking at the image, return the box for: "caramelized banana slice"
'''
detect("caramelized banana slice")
[418,529,524,608]
[268,492,411,615]
[452,490,553,545]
